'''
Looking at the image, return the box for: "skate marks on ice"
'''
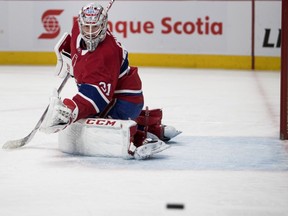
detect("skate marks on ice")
[171,135,288,171]
[1,136,288,216]
[57,135,288,171]
[6,135,287,171]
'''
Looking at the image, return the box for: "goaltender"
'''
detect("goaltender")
[40,2,181,159]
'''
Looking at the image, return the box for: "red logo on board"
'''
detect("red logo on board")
[38,10,63,39]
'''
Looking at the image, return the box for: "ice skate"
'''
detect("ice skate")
[162,125,182,142]
[133,138,170,160]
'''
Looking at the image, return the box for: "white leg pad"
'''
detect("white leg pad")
[58,118,137,159]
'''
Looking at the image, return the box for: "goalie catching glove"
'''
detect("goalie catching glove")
[54,32,74,78]
[39,90,78,134]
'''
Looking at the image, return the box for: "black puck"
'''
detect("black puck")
[166,203,184,209]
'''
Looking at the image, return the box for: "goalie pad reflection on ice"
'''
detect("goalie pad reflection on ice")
[58,118,170,160]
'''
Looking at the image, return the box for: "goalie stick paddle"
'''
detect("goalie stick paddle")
[2,73,70,149]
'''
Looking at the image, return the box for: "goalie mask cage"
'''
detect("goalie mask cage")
[280,0,288,139]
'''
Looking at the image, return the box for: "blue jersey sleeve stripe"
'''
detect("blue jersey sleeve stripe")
[78,84,109,112]
[77,92,100,113]
[120,54,129,73]
[119,52,129,78]
[87,84,110,104]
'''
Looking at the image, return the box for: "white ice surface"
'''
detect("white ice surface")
[0,66,287,216]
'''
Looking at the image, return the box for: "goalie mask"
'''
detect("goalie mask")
[78,3,108,52]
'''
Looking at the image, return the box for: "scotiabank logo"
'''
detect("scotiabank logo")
[107,16,223,38]
[38,10,63,39]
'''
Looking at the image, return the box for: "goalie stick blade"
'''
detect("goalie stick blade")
[3,138,28,149]
[2,130,34,149]
[2,74,70,150]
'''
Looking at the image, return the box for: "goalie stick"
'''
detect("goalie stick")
[2,73,70,149]
[105,0,115,12]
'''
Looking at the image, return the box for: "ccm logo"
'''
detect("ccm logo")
[38,9,63,39]
[85,119,117,127]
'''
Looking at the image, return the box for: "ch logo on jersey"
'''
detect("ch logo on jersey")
[38,9,63,39]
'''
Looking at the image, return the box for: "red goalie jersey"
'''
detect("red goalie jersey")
[64,21,144,121]
[38,2,180,153]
